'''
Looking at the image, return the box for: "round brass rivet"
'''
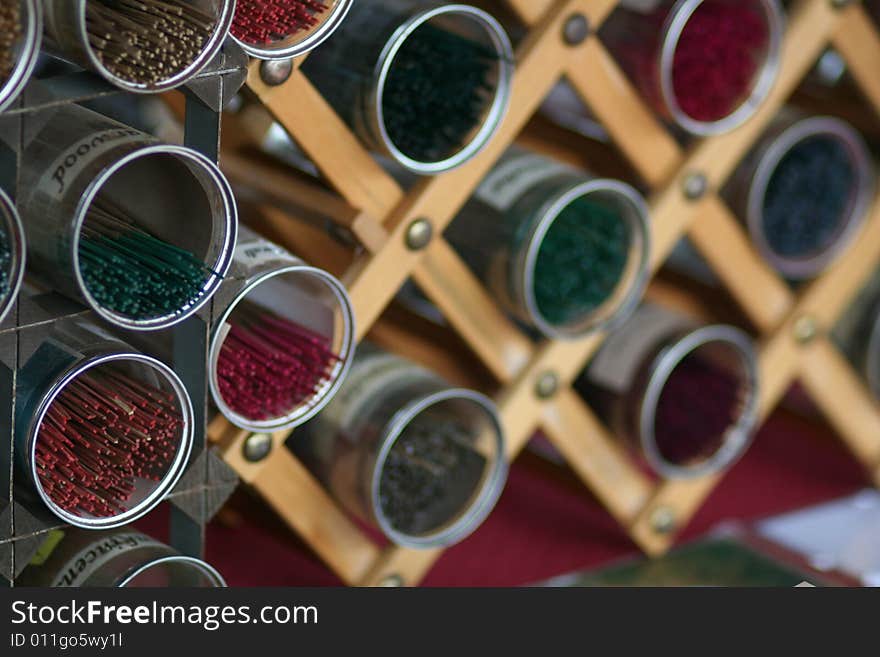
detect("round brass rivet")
[682,172,708,200]
[793,315,820,345]
[243,433,273,463]
[259,59,294,86]
[535,371,560,399]
[650,506,677,535]
[379,574,405,587]
[563,14,590,46]
[405,218,433,251]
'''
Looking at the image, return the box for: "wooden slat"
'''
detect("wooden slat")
[800,340,880,467]
[358,547,444,587]
[247,65,404,218]
[505,0,556,26]
[833,5,880,116]
[412,240,534,383]
[542,391,653,525]
[688,197,795,333]
[566,40,681,187]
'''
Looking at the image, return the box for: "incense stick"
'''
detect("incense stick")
[231,0,328,45]
[762,135,855,259]
[533,197,629,327]
[216,307,340,421]
[654,353,743,467]
[0,0,22,84]
[35,367,182,518]
[85,0,217,85]
[379,419,486,535]
[78,195,212,320]
[382,22,497,163]
[671,1,769,122]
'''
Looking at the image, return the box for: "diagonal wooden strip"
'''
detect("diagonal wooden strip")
[505,0,556,26]
[800,339,880,467]
[412,239,534,382]
[247,66,404,219]
[832,4,880,117]
[542,390,653,527]
[688,197,796,334]
[566,40,682,187]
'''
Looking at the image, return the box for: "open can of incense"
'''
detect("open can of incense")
[0,187,26,325]
[576,303,760,479]
[40,0,235,93]
[16,103,237,331]
[833,269,880,400]
[602,0,783,136]
[302,0,514,174]
[725,113,875,280]
[446,149,650,339]
[230,0,354,60]
[18,529,225,586]
[296,347,507,549]
[15,318,194,529]
[0,0,41,112]
[208,227,355,432]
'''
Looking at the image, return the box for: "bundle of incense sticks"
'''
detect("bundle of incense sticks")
[532,197,629,328]
[79,196,211,320]
[216,308,340,421]
[379,419,486,535]
[85,0,217,85]
[231,0,328,45]
[762,135,855,259]
[653,353,743,467]
[382,23,497,163]
[35,368,182,518]
[671,1,769,122]
[0,223,10,298]
[0,0,22,84]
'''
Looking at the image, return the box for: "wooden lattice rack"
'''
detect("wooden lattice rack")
[208,0,880,586]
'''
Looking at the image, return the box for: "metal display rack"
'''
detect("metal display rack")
[0,43,249,586]
[210,0,880,586]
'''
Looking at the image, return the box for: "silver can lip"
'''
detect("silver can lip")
[72,0,235,93]
[0,187,26,326]
[208,264,356,433]
[519,179,651,340]
[370,388,508,549]
[746,116,875,280]
[118,555,227,587]
[0,0,41,112]
[658,0,784,136]
[369,4,514,174]
[26,351,195,530]
[71,144,238,332]
[638,325,760,479]
[231,0,354,60]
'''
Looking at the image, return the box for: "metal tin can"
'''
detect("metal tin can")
[577,303,760,479]
[302,0,514,174]
[445,149,650,339]
[725,113,874,280]
[15,318,194,529]
[231,0,354,60]
[40,0,235,93]
[297,347,507,549]
[0,0,42,113]
[833,268,880,399]
[602,0,784,136]
[15,102,237,331]
[0,187,26,325]
[18,529,225,586]
[208,226,355,432]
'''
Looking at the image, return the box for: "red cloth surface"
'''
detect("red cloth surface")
[167,409,868,586]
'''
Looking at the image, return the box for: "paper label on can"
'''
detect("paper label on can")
[474,153,574,212]
[50,532,164,587]
[233,240,297,269]
[618,0,665,13]
[37,128,145,199]
[586,304,689,393]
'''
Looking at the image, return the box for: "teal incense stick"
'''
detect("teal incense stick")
[79,197,211,321]
[533,197,629,327]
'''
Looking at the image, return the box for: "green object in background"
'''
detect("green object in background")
[533,197,629,327]
[547,539,817,587]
